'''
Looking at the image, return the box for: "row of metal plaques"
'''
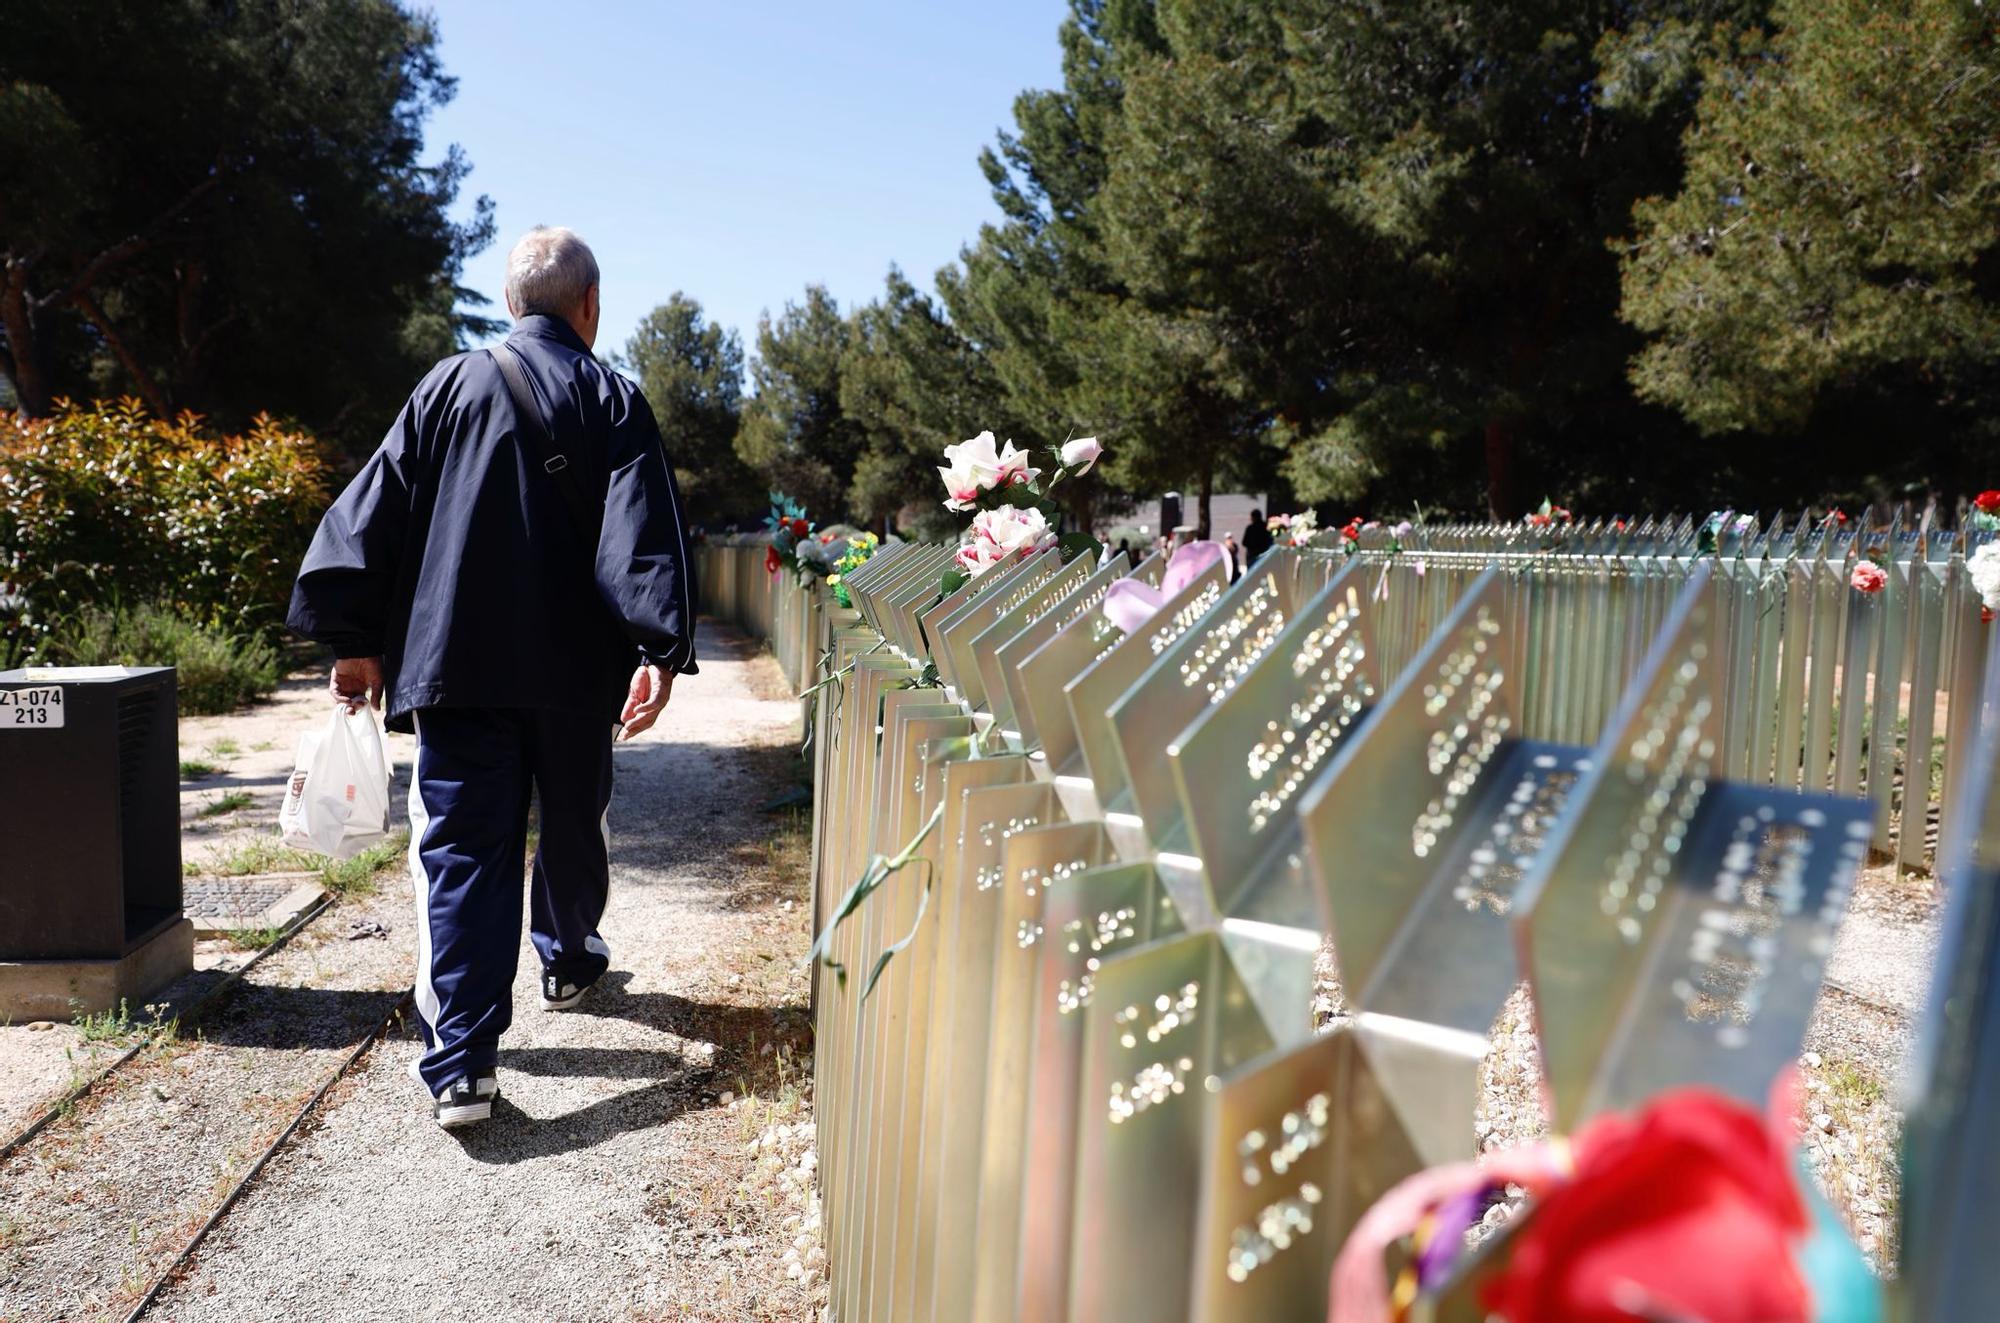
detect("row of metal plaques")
[800,536,1879,1323]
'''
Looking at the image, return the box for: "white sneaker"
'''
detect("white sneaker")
[432,1075,499,1129]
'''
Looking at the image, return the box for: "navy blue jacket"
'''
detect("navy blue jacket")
[288,315,699,734]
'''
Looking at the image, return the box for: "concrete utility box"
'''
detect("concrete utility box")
[0,665,191,1017]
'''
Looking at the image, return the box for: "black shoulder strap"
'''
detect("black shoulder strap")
[490,345,600,549]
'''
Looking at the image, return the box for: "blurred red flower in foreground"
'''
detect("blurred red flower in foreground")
[764,545,782,574]
[1480,1089,1809,1323]
[1975,489,2000,515]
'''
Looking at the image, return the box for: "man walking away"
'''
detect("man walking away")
[1242,508,1274,566]
[287,227,698,1129]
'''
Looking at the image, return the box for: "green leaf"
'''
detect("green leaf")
[940,568,969,596]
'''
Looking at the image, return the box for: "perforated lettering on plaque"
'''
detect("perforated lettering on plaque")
[1065,558,1230,798]
[1518,565,1873,1129]
[1301,570,1594,1034]
[1069,932,1275,1323]
[1174,564,1380,915]
[1016,862,1185,1323]
[1110,553,1299,845]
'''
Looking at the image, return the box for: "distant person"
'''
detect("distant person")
[288,227,698,1130]
[1242,508,1274,565]
[1118,538,1135,563]
[1222,532,1243,582]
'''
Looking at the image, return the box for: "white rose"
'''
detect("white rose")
[939,431,1004,511]
[1969,542,2000,612]
[1059,435,1103,475]
[969,505,1055,561]
[996,439,1042,488]
[955,538,1008,578]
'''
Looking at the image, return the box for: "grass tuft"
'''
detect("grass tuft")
[198,791,255,818]
[179,759,221,780]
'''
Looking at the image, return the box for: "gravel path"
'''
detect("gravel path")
[0,627,821,1323]
[147,628,817,1323]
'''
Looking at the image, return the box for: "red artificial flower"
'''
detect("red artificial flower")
[1976,490,2000,515]
[1851,562,1888,594]
[1609,519,1627,533]
[1481,1089,1810,1323]
[764,545,782,575]
[788,517,811,537]
[1551,505,1573,522]
[1341,517,1364,542]
[1525,513,1552,528]
[1823,508,1848,527]
[1983,606,1995,624]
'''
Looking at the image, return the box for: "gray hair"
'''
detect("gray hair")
[505,226,599,318]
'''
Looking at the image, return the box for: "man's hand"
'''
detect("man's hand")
[330,656,385,712]
[618,663,674,741]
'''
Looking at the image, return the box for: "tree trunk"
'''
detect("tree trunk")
[74,292,173,419]
[1484,419,1521,522]
[1,258,54,418]
[1198,463,1214,539]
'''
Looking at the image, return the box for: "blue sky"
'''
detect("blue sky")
[422,1,1070,359]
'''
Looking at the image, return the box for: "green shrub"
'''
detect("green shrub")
[0,399,330,660]
[42,603,282,714]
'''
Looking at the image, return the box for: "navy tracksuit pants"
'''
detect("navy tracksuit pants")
[407,707,615,1094]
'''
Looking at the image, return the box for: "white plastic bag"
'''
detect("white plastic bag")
[279,706,392,860]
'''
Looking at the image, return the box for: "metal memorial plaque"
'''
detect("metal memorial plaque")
[1109,551,1299,854]
[943,549,1071,708]
[907,754,1035,1323]
[842,698,965,1323]
[1174,562,1378,907]
[925,778,1060,1323]
[991,552,1145,747]
[1015,553,1165,767]
[1015,861,1186,1323]
[924,549,1050,689]
[854,543,940,644]
[1065,559,1230,806]
[864,723,979,1323]
[1299,569,1592,1035]
[1897,641,2000,1322]
[972,552,1102,732]
[1516,566,1872,1129]
[1165,562,1384,1040]
[969,822,1113,1323]
[1187,1014,1482,1323]
[1068,932,1276,1323]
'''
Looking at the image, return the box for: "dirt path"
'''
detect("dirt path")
[0,627,822,1323]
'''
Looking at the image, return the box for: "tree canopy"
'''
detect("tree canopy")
[0,0,493,452]
[707,0,1996,527]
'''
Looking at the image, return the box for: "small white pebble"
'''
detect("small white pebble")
[1813,1113,1834,1132]
[1802,1051,1822,1069]
[719,1090,735,1105]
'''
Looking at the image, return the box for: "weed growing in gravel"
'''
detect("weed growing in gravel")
[206,737,241,757]
[70,999,179,1046]
[179,759,221,780]
[201,838,320,877]
[223,924,285,951]
[199,791,255,818]
[320,830,408,896]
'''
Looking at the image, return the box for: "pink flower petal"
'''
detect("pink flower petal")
[1102,579,1166,635]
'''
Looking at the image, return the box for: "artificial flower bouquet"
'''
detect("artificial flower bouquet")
[935,430,1106,596]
